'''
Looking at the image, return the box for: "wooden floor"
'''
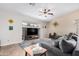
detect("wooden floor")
[0,44,25,56]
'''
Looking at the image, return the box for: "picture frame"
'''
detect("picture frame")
[9,26,13,30]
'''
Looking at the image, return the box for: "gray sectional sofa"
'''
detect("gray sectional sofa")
[20,33,79,56]
[39,35,79,56]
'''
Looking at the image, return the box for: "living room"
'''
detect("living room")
[0,3,79,56]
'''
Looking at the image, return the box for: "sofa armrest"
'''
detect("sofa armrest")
[72,37,79,56]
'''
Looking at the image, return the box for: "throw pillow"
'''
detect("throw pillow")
[71,35,78,41]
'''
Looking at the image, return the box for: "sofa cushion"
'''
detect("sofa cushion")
[54,41,60,49]
[40,42,64,56]
[59,39,76,53]
[67,39,77,47]
[54,35,67,49]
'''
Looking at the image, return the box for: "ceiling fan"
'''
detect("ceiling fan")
[39,8,54,17]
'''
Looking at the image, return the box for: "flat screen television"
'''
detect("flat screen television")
[27,28,38,35]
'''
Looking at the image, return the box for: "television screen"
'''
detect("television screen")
[27,28,38,35]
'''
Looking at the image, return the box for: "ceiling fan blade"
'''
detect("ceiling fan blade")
[44,9,47,12]
[39,13,46,16]
[47,9,50,12]
[48,13,53,15]
[39,11,43,13]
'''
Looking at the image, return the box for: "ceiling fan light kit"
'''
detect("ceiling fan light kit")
[28,3,54,18]
[39,8,54,17]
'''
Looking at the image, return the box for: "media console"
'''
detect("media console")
[22,23,40,40]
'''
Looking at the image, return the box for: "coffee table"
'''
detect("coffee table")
[24,44,47,56]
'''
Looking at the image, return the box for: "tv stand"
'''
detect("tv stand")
[27,35,39,40]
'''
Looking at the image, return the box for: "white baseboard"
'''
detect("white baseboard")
[0,40,23,46]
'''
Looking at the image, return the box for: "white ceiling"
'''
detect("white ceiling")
[0,3,79,22]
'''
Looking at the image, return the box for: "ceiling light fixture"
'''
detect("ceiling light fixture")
[39,8,54,17]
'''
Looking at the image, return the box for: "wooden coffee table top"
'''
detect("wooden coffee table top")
[24,44,47,56]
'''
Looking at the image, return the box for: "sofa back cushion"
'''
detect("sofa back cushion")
[59,39,76,53]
